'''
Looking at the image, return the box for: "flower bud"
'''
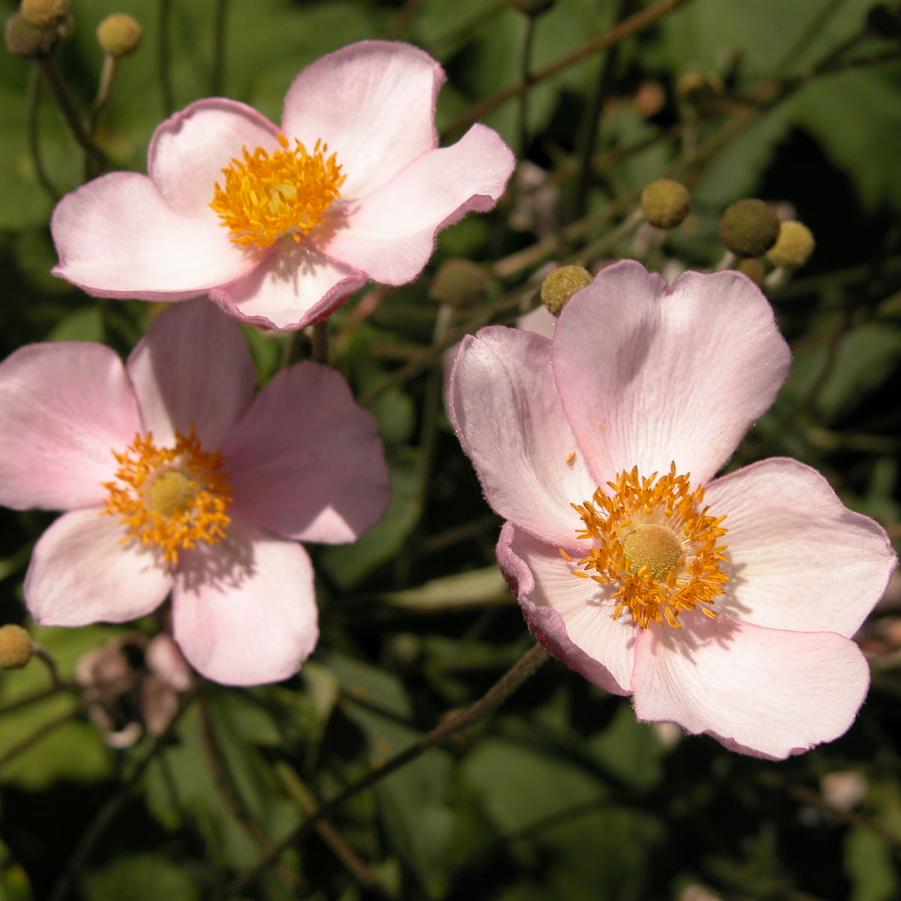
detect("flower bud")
[429,259,491,309]
[641,179,691,229]
[96,12,142,58]
[768,220,815,270]
[5,12,58,58]
[737,258,766,288]
[676,71,724,111]
[0,624,33,669]
[19,0,70,27]
[719,199,780,258]
[540,265,592,316]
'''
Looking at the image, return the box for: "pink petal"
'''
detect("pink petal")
[126,301,255,448]
[148,98,281,217]
[498,523,635,695]
[172,519,318,685]
[321,124,515,286]
[632,614,870,759]
[553,262,791,487]
[222,362,389,543]
[210,242,367,331]
[25,508,172,626]
[517,305,557,338]
[281,40,443,197]
[705,457,896,637]
[0,343,141,510]
[146,634,193,692]
[449,327,598,548]
[52,173,256,300]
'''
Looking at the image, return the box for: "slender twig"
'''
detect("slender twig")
[88,54,118,140]
[25,66,58,200]
[775,0,849,75]
[32,642,64,689]
[211,0,229,95]
[158,0,175,115]
[0,682,68,717]
[220,644,551,897]
[0,703,85,771]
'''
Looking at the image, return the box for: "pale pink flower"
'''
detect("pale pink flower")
[50,41,515,331]
[0,302,389,685]
[449,260,896,759]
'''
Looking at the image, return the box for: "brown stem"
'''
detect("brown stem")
[312,321,329,364]
[0,703,85,772]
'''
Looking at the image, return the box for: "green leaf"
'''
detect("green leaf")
[81,854,200,901]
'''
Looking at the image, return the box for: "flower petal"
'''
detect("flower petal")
[222,362,389,543]
[321,124,515,286]
[0,343,141,510]
[210,242,367,331]
[172,519,318,686]
[25,508,172,626]
[126,301,255,448]
[553,262,791,486]
[498,523,635,695]
[51,173,256,299]
[148,98,281,217]
[705,457,896,637]
[449,327,598,547]
[282,40,443,197]
[632,614,870,759]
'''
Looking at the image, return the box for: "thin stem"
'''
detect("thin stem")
[572,207,644,268]
[0,682,68,717]
[774,0,849,75]
[88,54,118,138]
[158,0,175,115]
[0,704,85,772]
[211,0,229,95]
[221,643,551,897]
[517,13,537,158]
[31,642,64,689]
[312,321,329,364]
[26,65,58,200]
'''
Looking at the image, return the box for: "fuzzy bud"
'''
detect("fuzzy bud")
[738,258,766,288]
[429,259,491,309]
[719,199,780,258]
[96,13,142,57]
[767,220,815,269]
[540,265,592,316]
[641,179,691,229]
[5,12,58,57]
[0,624,33,669]
[19,0,70,27]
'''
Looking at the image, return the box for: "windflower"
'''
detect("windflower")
[449,261,896,759]
[0,302,389,685]
[50,40,515,330]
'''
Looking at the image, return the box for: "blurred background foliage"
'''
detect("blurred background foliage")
[1,0,901,899]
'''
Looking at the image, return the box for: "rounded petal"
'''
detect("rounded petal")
[0,343,141,510]
[149,98,281,217]
[210,243,367,331]
[517,305,557,339]
[172,520,318,686]
[553,262,791,486]
[51,172,256,299]
[25,508,172,626]
[127,301,255,448]
[222,362,389,543]
[282,40,443,197]
[498,523,635,695]
[322,124,515,286]
[449,327,597,548]
[632,615,870,759]
[705,457,896,637]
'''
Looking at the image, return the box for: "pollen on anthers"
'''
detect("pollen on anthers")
[103,428,232,565]
[561,463,729,630]
[210,133,346,251]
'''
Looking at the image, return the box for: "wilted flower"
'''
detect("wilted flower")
[449,261,896,759]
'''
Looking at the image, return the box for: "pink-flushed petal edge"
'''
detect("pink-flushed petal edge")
[172,519,318,686]
[126,300,256,449]
[0,342,141,511]
[25,508,173,627]
[321,124,515,286]
[498,522,634,696]
[706,457,897,638]
[553,261,792,488]
[632,614,871,760]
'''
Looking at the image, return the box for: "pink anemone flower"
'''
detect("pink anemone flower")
[449,260,896,759]
[50,41,515,331]
[0,302,390,685]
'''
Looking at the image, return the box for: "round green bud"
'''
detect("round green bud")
[718,199,780,258]
[96,13,142,57]
[640,179,691,229]
[19,0,70,27]
[5,12,58,57]
[737,258,766,288]
[867,4,901,38]
[540,265,592,316]
[676,71,724,108]
[429,259,491,309]
[767,220,815,269]
[0,624,33,669]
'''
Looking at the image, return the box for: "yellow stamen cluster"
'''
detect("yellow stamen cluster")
[103,429,232,565]
[210,134,345,250]
[564,464,729,629]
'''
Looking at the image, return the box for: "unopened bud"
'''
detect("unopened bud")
[5,12,58,57]
[867,4,901,38]
[19,0,70,27]
[719,199,780,258]
[641,179,691,229]
[738,258,766,288]
[429,259,491,309]
[676,71,724,110]
[540,265,592,316]
[0,624,33,669]
[767,220,815,269]
[96,13,142,57]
